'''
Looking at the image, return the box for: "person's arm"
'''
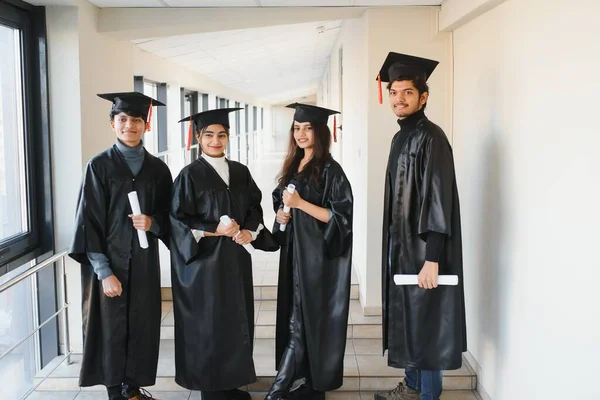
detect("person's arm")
[296,200,330,223]
[283,190,330,223]
[425,231,447,262]
[87,252,113,280]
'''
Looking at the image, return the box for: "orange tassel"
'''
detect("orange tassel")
[186,116,193,151]
[146,99,153,132]
[377,74,383,104]
[333,115,337,143]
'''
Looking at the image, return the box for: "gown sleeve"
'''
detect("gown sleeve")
[417,134,455,239]
[322,168,353,258]
[169,170,219,264]
[149,166,173,246]
[69,161,107,265]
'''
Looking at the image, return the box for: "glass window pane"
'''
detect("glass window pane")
[0,23,28,244]
[0,271,36,399]
[142,82,158,155]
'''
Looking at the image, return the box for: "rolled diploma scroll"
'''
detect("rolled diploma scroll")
[394,274,459,286]
[127,191,149,249]
[280,184,296,232]
[220,215,254,254]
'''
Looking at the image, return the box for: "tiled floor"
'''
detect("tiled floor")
[32,334,476,392]
[26,390,479,399]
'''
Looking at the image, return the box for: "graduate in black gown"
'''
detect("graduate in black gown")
[265,103,353,400]
[69,92,172,400]
[374,53,466,400]
[169,108,278,400]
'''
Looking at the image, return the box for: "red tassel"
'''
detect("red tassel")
[333,115,337,143]
[377,74,383,104]
[186,116,192,151]
[146,99,153,132]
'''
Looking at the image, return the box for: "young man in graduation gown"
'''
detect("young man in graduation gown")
[374,53,467,400]
[69,92,172,400]
[169,108,278,400]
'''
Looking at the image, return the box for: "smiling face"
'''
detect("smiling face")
[110,112,146,147]
[388,80,428,119]
[293,121,314,149]
[199,124,229,157]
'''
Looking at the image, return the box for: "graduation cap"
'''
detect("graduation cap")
[178,108,242,151]
[97,91,165,132]
[375,52,439,104]
[286,103,341,142]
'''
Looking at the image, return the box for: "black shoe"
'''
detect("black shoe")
[108,385,127,400]
[288,383,325,400]
[201,391,229,400]
[225,388,252,400]
[264,395,287,400]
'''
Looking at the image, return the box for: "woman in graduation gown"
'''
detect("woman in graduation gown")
[265,103,354,400]
[169,108,278,400]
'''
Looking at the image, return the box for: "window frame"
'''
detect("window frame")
[0,0,53,274]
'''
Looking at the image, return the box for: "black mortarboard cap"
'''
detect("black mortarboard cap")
[178,108,242,131]
[97,91,165,121]
[376,52,439,83]
[285,103,340,125]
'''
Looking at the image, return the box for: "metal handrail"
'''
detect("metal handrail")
[0,249,72,399]
[0,250,67,293]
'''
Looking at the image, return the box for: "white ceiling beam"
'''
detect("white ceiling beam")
[438,0,508,31]
[98,7,366,40]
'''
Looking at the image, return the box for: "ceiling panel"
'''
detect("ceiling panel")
[353,0,441,5]
[88,0,442,6]
[134,20,342,103]
[89,0,165,7]
[164,0,258,6]
[260,0,352,5]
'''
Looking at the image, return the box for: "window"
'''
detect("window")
[0,1,56,398]
[230,101,242,162]
[181,90,199,162]
[0,0,53,271]
[216,97,231,157]
[133,77,166,157]
[0,23,27,244]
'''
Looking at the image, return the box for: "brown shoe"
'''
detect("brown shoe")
[374,380,420,400]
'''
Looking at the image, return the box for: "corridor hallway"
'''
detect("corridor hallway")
[26,136,478,399]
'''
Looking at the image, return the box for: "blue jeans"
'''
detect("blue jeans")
[405,367,443,400]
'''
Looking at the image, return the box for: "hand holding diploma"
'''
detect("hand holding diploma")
[394,274,459,287]
[280,183,296,232]
[128,191,149,249]
[220,215,254,254]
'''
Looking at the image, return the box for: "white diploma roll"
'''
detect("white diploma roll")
[280,184,296,232]
[127,191,149,249]
[220,215,254,254]
[393,274,459,286]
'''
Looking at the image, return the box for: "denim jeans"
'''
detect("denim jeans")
[405,367,443,400]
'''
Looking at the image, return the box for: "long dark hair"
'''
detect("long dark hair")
[277,121,331,187]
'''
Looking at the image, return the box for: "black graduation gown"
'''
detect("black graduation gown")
[169,157,278,391]
[68,145,172,387]
[381,115,467,371]
[272,158,353,391]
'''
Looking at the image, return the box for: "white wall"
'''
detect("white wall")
[320,7,452,314]
[271,105,295,153]
[452,0,600,399]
